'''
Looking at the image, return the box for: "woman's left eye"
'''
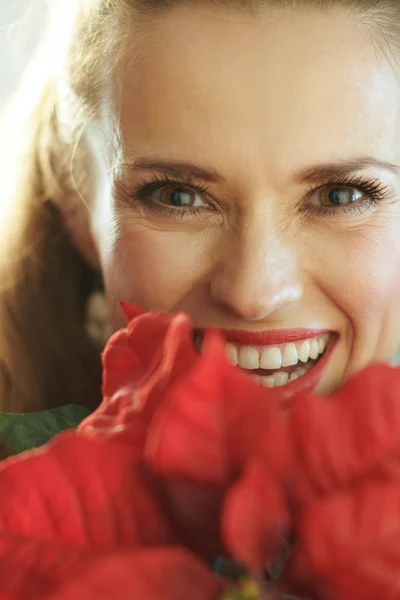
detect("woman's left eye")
[154,186,207,208]
[312,185,364,208]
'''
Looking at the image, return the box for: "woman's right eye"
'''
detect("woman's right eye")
[154,186,207,208]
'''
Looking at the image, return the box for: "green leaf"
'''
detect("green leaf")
[0,405,91,455]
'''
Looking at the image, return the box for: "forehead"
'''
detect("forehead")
[111,5,400,183]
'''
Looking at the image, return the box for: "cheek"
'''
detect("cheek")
[100,219,214,326]
[317,223,400,363]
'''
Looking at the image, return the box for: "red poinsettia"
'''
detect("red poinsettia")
[1,302,400,599]
[79,303,400,598]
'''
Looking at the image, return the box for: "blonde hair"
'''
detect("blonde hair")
[0,0,399,412]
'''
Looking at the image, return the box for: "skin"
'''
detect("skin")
[73,4,400,396]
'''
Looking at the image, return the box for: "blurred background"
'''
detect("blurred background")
[0,0,48,105]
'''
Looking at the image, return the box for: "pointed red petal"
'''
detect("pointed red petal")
[80,311,198,443]
[288,480,400,600]
[102,310,195,402]
[148,329,288,485]
[0,432,173,549]
[146,331,237,484]
[0,534,95,599]
[142,332,289,559]
[222,460,289,571]
[291,364,400,505]
[119,301,146,322]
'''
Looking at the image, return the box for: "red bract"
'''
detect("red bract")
[147,331,289,485]
[221,459,288,571]
[284,363,400,598]
[0,432,175,549]
[289,363,400,507]
[146,330,289,558]
[79,303,199,446]
[0,534,224,600]
[43,548,225,600]
[146,331,290,565]
[0,533,96,599]
[287,480,400,600]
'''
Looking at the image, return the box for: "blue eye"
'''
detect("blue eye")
[319,186,363,207]
[155,186,206,208]
[304,175,391,218]
[170,189,193,206]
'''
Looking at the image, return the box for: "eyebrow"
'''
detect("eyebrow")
[119,157,222,183]
[293,156,400,184]
[119,155,400,185]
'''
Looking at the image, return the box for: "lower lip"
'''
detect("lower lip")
[256,334,338,408]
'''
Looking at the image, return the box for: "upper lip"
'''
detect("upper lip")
[221,328,331,345]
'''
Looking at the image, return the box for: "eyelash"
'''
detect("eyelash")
[304,174,390,217]
[129,173,390,220]
[130,174,214,219]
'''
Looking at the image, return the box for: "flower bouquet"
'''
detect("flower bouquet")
[0,303,400,599]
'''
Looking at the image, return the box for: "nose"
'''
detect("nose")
[210,224,303,321]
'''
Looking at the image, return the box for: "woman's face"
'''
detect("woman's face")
[86,4,400,400]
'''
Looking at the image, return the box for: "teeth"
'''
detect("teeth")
[281,343,298,367]
[226,332,331,386]
[258,371,290,388]
[309,338,320,360]
[261,376,275,388]
[260,346,282,370]
[297,340,310,363]
[226,343,239,366]
[257,361,312,388]
[238,346,259,370]
[254,358,317,388]
[296,366,307,377]
[274,372,289,387]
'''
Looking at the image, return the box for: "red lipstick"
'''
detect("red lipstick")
[218,328,339,407]
[222,328,330,345]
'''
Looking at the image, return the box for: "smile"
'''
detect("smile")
[215,327,338,401]
[225,333,330,388]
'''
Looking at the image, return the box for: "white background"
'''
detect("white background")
[0,0,48,104]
